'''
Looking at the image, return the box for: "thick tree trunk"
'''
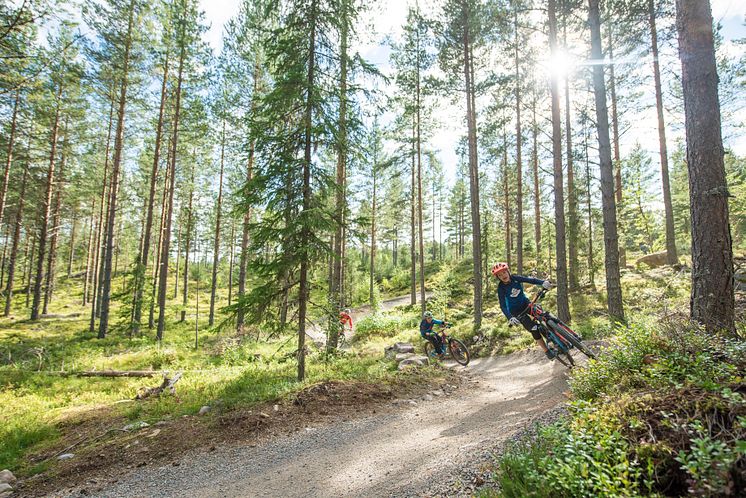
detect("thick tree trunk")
[157,19,186,341]
[31,85,62,321]
[463,7,483,330]
[209,119,226,326]
[675,0,734,334]
[4,152,29,316]
[548,0,571,323]
[648,0,678,265]
[0,91,20,229]
[607,28,626,268]
[588,0,625,321]
[133,52,169,335]
[298,0,318,381]
[98,0,135,339]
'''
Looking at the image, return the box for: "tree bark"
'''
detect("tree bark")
[588,0,625,321]
[532,93,541,267]
[83,199,95,305]
[297,0,318,381]
[563,10,579,292]
[463,4,483,330]
[227,217,234,306]
[25,233,35,308]
[180,167,194,323]
[416,26,426,314]
[548,0,571,323]
[31,84,62,321]
[410,114,417,306]
[98,0,135,339]
[209,119,226,326]
[0,90,20,229]
[607,27,625,267]
[503,130,511,266]
[157,11,186,341]
[675,0,734,334]
[513,6,523,274]
[43,121,68,314]
[649,0,678,265]
[67,208,77,278]
[4,150,29,316]
[133,51,169,335]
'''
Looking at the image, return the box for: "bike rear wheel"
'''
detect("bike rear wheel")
[551,322,596,360]
[448,338,470,366]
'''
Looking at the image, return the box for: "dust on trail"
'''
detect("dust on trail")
[93,352,571,498]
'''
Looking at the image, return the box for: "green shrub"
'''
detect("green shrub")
[354,313,408,341]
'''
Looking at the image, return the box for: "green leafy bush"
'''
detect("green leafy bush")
[353,313,408,341]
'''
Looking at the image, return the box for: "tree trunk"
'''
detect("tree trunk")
[584,126,595,287]
[416,34,426,314]
[157,15,186,341]
[83,199,95,305]
[588,0,625,321]
[67,208,77,278]
[236,65,258,333]
[150,141,171,330]
[0,90,20,229]
[133,51,169,335]
[89,98,114,332]
[31,85,62,321]
[4,151,30,316]
[180,168,194,323]
[209,119,226,326]
[503,130,511,267]
[298,0,318,382]
[548,0,571,323]
[25,233,35,308]
[607,28,625,267]
[370,146,377,307]
[649,0,678,265]
[532,93,541,267]
[98,0,135,339]
[675,0,734,334]
[227,218,234,306]
[410,114,417,307]
[463,5,483,330]
[514,6,523,274]
[43,122,68,314]
[563,13,579,292]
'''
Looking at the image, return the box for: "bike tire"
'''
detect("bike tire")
[424,342,439,362]
[552,322,596,360]
[448,338,470,366]
[552,349,571,368]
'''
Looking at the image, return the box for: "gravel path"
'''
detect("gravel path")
[87,350,574,498]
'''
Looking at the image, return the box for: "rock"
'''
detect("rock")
[0,483,12,496]
[258,412,270,418]
[431,390,444,396]
[123,421,150,431]
[273,404,280,412]
[736,271,746,291]
[146,429,161,438]
[58,453,75,461]
[394,352,416,362]
[422,394,434,401]
[0,471,15,485]
[397,356,428,370]
[384,347,397,360]
[197,406,211,416]
[635,251,670,269]
[392,342,415,354]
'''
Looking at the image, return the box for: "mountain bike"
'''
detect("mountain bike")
[424,323,471,366]
[512,288,596,368]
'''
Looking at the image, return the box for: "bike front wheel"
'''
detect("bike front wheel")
[448,338,470,366]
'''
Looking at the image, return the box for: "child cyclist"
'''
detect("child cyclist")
[339,308,353,340]
[492,262,556,360]
[420,311,449,355]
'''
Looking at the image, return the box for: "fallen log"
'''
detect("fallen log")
[75,370,157,378]
[136,371,183,400]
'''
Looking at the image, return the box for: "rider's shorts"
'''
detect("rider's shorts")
[516,309,542,340]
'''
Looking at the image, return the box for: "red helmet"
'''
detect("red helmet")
[491,262,510,277]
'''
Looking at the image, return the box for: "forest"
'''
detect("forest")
[0,0,745,496]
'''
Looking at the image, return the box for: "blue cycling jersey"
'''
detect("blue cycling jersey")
[497,274,545,318]
[420,318,444,336]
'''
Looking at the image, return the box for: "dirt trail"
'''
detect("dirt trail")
[93,352,571,498]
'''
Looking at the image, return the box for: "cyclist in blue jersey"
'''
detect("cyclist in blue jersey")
[492,262,556,359]
[420,311,449,355]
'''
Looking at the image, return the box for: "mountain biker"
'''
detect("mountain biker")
[492,262,556,360]
[339,308,353,334]
[420,311,448,355]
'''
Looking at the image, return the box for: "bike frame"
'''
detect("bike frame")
[521,290,576,354]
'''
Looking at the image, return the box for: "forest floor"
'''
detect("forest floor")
[29,350,582,498]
